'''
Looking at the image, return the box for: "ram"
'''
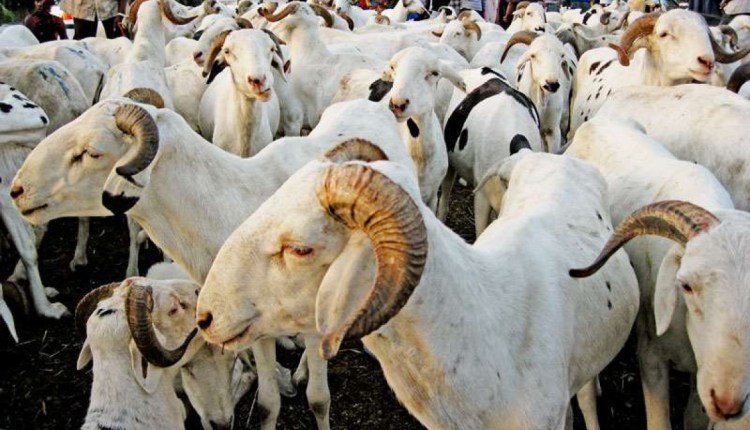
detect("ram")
[567,116,750,429]
[195,150,639,430]
[11,98,415,429]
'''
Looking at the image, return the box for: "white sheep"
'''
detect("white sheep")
[570,10,750,135]
[333,0,375,29]
[567,116,750,428]
[0,25,39,48]
[195,150,639,430]
[438,67,543,236]
[12,98,415,430]
[380,0,428,23]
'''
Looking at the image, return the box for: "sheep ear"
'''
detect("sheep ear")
[129,341,164,394]
[437,60,466,92]
[102,161,152,215]
[206,58,227,85]
[315,231,376,358]
[77,339,93,370]
[654,244,683,336]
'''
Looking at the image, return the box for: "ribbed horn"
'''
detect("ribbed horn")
[570,201,719,278]
[260,2,298,22]
[114,104,160,183]
[611,12,660,66]
[316,164,427,359]
[515,0,530,11]
[75,283,120,338]
[324,138,389,163]
[127,0,149,26]
[727,61,750,92]
[309,4,334,27]
[236,17,253,28]
[719,25,739,48]
[462,17,482,40]
[501,30,539,63]
[341,13,354,30]
[158,0,198,25]
[126,282,198,367]
[456,9,473,20]
[124,88,165,109]
[202,29,231,78]
[711,33,750,63]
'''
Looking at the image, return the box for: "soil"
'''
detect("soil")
[0,184,693,429]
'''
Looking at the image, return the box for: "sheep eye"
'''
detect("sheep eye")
[659,32,668,38]
[681,283,693,293]
[431,71,438,76]
[71,150,86,163]
[224,48,230,54]
[168,308,179,316]
[88,152,101,159]
[284,244,314,257]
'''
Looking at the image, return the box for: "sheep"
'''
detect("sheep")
[11,98,415,429]
[507,2,548,33]
[80,36,134,68]
[595,84,750,213]
[260,2,385,128]
[0,83,68,320]
[194,149,639,430]
[198,28,283,156]
[566,116,750,429]
[570,10,750,135]
[553,23,620,57]
[381,0,428,24]
[333,0,376,29]
[436,15,508,63]
[501,31,577,152]
[0,25,39,48]
[437,67,543,236]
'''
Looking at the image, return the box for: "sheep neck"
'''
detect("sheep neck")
[390,2,410,22]
[227,75,267,157]
[401,111,434,186]
[286,23,331,65]
[128,5,167,66]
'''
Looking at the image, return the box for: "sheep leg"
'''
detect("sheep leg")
[436,166,456,222]
[69,217,90,271]
[304,335,330,430]
[125,215,142,277]
[0,291,18,342]
[252,338,281,430]
[639,343,672,430]
[293,347,309,386]
[0,194,68,319]
[576,379,601,430]
[473,191,492,238]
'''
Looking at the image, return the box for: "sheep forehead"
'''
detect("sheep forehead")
[681,214,750,287]
[391,48,436,73]
[530,35,565,54]
[526,3,544,14]
[657,10,706,34]
[226,30,274,52]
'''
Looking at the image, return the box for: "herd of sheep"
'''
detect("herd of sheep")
[1,0,750,428]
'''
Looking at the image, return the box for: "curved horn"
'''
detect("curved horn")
[456,9,473,20]
[437,5,455,17]
[711,33,750,63]
[570,201,719,278]
[324,138,389,163]
[374,12,390,25]
[555,28,581,58]
[341,13,354,30]
[158,0,198,25]
[719,24,739,48]
[126,282,198,367]
[501,30,539,63]
[515,0,530,11]
[75,283,120,338]
[124,88,166,109]
[114,104,160,181]
[599,11,611,25]
[260,2,298,22]
[462,17,482,41]
[612,12,660,66]
[202,29,231,78]
[727,61,750,92]
[127,0,149,26]
[235,17,253,28]
[309,4,334,27]
[316,164,427,359]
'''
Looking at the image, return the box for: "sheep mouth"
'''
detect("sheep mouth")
[688,68,711,80]
[21,203,48,216]
[219,317,259,350]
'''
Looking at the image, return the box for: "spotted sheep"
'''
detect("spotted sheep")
[194,149,639,430]
[567,116,750,428]
[11,98,417,430]
[570,10,750,136]
[437,67,542,237]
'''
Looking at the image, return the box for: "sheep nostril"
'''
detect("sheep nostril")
[10,184,24,199]
[697,55,714,71]
[197,312,213,330]
[544,81,560,93]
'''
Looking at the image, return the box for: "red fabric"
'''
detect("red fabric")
[24,11,67,42]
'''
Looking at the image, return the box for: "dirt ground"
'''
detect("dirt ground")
[0,184,693,429]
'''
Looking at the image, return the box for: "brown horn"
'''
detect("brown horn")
[501,30,539,63]
[126,282,198,367]
[374,12,390,25]
[127,0,149,26]
[202,29,231,77]
[515,0,530,11]
[719,25,739,48]
[600,11,611,25]
[316,164,427,359]
[456,9,473,20]
[612,12,660,66]
[727,61,750,92]
[260,2,298,21]
[235,17,253,28]
[124,88,166,109]
[711,33,750,63]
[158,0,198,25]
[462,18,482,41]
[75,283,120,338]
[324,138,389,163]
[114,104,160,182]
[341,13,354,30]
[570,201,719,278]
[310,4,334,27]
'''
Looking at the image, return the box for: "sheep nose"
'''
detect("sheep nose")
[193,31,204,41]
[209,420,232,430]
[196,311,213,330]
[543,81,560,93]
[193,51,202,61]
[248,76,267,89]
[10,183,24,199]
[697,55,714,71]
[388,98,409,115]
[711,389,746,419]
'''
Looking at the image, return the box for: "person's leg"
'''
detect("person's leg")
[101,16,121,38]
[73,18,97,39]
